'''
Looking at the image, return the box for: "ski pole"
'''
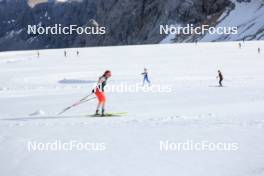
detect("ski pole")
[79,93,93,102]
[58,93,94,115]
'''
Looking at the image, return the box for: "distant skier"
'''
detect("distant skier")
[216,70,224,87]
[37,50,40,58]
[92,70,112,116]
[238,43,242,49]
[142,68,151,86]
[77,50,79,56]
[64,50,67,57]
[258,48,261,54]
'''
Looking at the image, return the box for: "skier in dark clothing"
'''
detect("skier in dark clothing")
[217,70,224,87]
[92,70,112,116]
[238,43,242,49]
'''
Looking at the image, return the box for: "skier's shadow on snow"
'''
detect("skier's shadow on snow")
[58,79,96,84]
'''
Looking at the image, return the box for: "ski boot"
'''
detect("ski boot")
[95,110,100,116]
[101,109,105,117]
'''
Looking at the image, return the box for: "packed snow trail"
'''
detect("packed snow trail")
[0,42,264,176]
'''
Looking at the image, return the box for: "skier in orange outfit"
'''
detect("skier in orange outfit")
[93,70,112,116]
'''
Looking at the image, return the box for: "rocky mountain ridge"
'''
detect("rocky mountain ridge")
[0,0,262,51]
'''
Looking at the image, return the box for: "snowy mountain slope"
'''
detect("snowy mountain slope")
[0,41,264,176]
[163,0,264,43]
[201,0,264,41]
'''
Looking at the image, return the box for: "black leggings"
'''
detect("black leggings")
[219,79,223,87]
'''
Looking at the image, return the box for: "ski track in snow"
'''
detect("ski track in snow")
[1,115,264,131]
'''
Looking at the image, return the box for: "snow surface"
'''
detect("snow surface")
[0,41,264,176]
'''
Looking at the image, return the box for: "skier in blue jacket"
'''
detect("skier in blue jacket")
[142,68,151,86]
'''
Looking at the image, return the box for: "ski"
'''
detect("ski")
[87,112,128,117]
